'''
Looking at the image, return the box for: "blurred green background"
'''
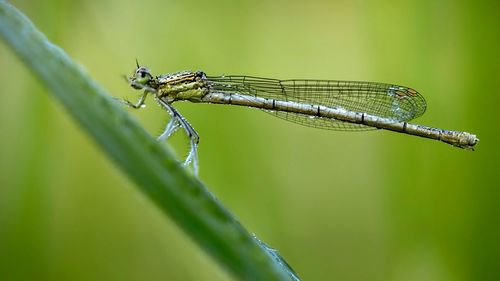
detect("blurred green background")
[1,0,499,280]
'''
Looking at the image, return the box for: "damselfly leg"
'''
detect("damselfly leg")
[118,91,148,108]
[156,98,199,176]
[120,77,200,176]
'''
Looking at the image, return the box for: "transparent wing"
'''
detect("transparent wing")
[206,75,427,131]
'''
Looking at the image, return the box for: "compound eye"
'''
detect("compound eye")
[133,67,152,86]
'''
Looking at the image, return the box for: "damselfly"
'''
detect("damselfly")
[120,62,479,175]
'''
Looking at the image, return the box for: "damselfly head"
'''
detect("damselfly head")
[130,66,153,89]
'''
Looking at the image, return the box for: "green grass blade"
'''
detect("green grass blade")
[0,2,298,281]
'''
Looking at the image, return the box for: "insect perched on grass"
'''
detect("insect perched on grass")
[120,61,479,176]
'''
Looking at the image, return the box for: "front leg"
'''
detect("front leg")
[117,91,148,109]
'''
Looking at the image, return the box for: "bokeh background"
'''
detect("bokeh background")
[1,0,499,280]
